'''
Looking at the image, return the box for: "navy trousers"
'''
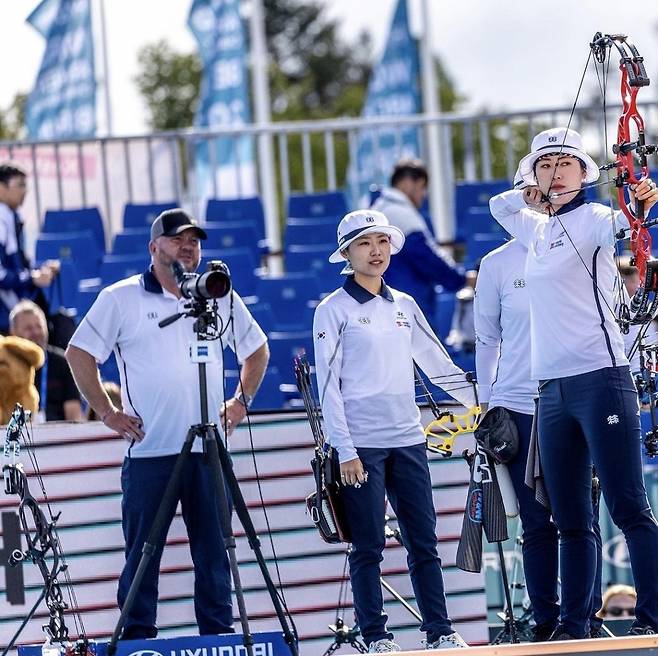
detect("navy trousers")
[341,443,452,646]
[538,366,658,637]
[118,453,234,639]
[506,410,602,631]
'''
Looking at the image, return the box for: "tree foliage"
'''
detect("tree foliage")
[0,93,27,141]
[263,0,372,119]
[134,40,202,131]
[131,1,469,194]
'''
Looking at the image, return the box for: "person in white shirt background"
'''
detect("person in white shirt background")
[313,209,477,652]
[489,127,658,639]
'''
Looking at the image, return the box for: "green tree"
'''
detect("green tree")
[134,40,202,131]
[132,3,467,194]
[264,0,371,118]
[0,93,27,141]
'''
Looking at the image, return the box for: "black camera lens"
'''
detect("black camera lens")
[197,265,231,299]
[172,259,231,300]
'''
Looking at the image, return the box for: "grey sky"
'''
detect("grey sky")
[2,0,658,135]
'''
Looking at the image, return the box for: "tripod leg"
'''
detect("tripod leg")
[107,429,196,656]
[213,433,299,656]
[380,577,422,623]
[497,542,519,644]
[1,587,47,656]
[203,426,254,656]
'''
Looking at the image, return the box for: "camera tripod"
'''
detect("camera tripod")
[490,532,534,644]
[107,299,297,656]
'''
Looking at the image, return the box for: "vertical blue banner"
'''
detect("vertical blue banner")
[349,0,421,203]
[188,0,254,194]
[25,0,96,139]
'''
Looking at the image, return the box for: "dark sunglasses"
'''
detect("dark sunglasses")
[606,606,634,617]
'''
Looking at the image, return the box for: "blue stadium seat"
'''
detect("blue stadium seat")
[75,284,102,318]
[254,273,322,331]
[224,366,286,411]
[267,330,314,385]
[205,197,266,241]
[464,233,508,268]
[284,217,338,247]
[43,207,106,251]
[112,228,150,255]
[285,243,342,294]
[368,186,382,206]
[100,254,149,286]
[99,352,120,386]
[287,191,348,218]
[243,300,277,333]
[454,181,509,240]
[434,291,456,342]
[122,202,179,230]
[204,223,260,254]
[37,260,79,311]
[199,247,259,298]
[36,231,102,280]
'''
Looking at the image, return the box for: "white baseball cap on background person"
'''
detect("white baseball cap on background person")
[517,127,600,186]
[328,210,405,269]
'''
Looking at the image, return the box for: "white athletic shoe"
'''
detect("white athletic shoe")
[426,632,469,649]
[368,638,401,653]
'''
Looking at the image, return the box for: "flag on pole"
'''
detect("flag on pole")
[25,0,96,139]
[187,0,255,198]
[349,0,421,204]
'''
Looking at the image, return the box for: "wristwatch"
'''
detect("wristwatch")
[235,391,253,409]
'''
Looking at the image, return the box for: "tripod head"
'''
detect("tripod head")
[158,295,222,340]
[323,618,367,655]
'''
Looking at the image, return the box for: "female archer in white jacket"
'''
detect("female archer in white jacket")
[489,127,658,640]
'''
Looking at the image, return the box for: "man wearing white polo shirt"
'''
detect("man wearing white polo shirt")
[66,209,269,640]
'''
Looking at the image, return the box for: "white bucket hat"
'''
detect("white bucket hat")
[518,127,600,186]
[328,209,405,266]
[513,166,527,190]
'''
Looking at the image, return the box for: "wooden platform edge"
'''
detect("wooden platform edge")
[408,635,658,655]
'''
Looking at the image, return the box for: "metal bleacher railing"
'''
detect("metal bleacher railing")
[3,100,658,248]
[4,102,658,408]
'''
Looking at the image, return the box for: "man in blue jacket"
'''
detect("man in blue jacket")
[0,163,58,333]
[373,160,464,327]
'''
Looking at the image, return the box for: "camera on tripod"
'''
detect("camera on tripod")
[173,260,231,301]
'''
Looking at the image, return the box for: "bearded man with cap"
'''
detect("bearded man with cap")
[489,128,658,640]
[313,209,478,652]
[66,208,269,639]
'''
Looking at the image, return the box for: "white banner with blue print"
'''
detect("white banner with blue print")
[25,0,96,140]
[187,0,256,201]
[348,0,421,205]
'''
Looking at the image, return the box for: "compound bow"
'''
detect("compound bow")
[1,404,88,656]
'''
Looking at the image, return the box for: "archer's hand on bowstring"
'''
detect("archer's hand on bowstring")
[629,177,658,215]
[340,457,368,488]
[522,186,552,214]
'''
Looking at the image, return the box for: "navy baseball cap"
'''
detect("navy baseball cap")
[150,209,208,241]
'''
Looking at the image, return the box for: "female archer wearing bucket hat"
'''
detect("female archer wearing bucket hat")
[313,209,478,652]
[489,127,658,640]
